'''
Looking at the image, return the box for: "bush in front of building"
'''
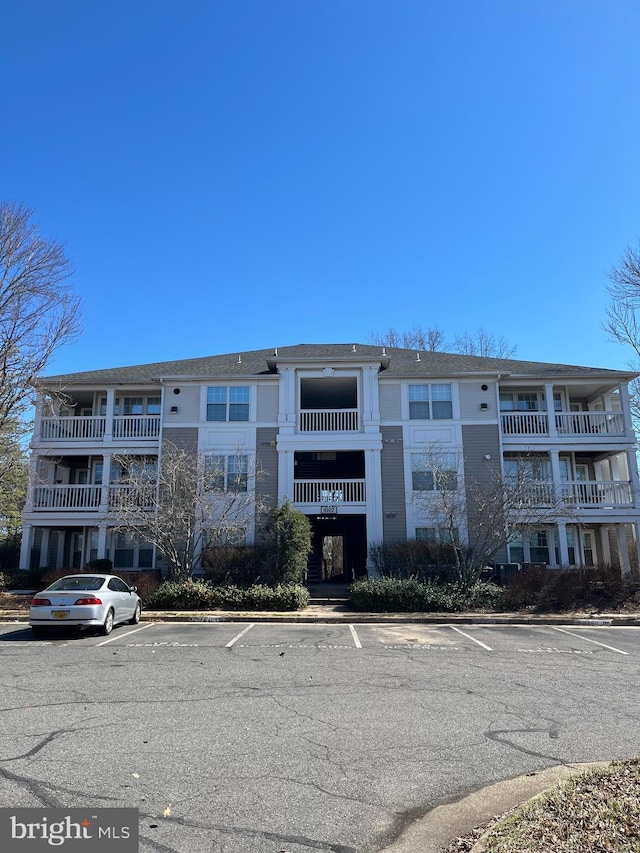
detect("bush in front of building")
[502,564,640,612]
[262,501,312,585]
[200,545,273,586]
[349,577,503,612]
[148,579,309,611]
[369,540,458,583]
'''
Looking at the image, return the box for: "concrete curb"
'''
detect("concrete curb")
[380,763,607,853]
[2,609,640,625]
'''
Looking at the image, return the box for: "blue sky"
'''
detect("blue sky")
[2,0,640,376]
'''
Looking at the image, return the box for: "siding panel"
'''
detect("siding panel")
[380,426,407,542]
[162,427,198,455]
[461,424,506,562]
[163,385,200,422]
[257,383,279,423]
[379,382,401,421]
[255,428,279,542]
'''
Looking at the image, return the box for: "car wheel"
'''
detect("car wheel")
[101,609,114,635]
[128,602,142,625]
[31,627,48,639]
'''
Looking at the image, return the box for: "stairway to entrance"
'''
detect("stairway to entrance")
[306,582,350,605]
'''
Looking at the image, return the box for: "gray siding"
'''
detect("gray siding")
[255,427,279,542]
[379,382,401,421]
[459,381,497,420]
[461,424,505,561]
[162,427,198,454]
[163,385,200,422]
[380,426,407,542]
[257,383,279,423]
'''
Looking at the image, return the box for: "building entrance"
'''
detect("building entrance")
[307,514,367,584]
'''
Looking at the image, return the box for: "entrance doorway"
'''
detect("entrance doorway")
[307,515,367,584]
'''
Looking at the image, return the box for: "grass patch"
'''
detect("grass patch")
[480,760,640,852]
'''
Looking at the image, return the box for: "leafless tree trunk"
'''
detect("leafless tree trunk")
[603,239,640,423]
[110,443,261,580]
[0,202,81,481]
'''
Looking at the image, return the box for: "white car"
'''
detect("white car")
[29,574,142,637]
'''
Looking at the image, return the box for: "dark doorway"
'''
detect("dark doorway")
[307,515,367,584]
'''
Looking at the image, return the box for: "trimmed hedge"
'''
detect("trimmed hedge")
[349,577,503,613]
[148,579,310,611]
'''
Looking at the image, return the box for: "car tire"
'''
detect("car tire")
[101,609,114,636]
[128,603,142,625]
[31,627,48,639]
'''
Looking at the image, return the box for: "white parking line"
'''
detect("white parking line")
[349,624,362,648]
[449,626,493,651]
[97,623,154,646]
[551,626,630,655]
[225,624,255,647]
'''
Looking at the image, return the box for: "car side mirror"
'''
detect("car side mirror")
[129,586,137,593]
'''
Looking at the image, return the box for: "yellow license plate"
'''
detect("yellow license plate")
[52,610,69,619]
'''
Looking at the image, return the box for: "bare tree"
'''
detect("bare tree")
[369,324,516,358]
[603,239,640,422]
[109,443,260,580]
[412,448,572,586]
[0,202,81,481]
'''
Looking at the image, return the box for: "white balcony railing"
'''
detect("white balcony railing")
[299,409,359,432]
[40,417,106,440]
[31,484,158,511]
[32,485,102,510]
[555,412,625,436]
[518,480,633,508]
[38,415,161,441]
[112,416,161,439]
[293,479,366,504]
[501,411,626,437]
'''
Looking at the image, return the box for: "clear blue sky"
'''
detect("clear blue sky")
[2,0,640,376]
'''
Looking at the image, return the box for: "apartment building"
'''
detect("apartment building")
[20,343,640,579]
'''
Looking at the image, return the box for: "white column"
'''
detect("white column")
[39,529,51,568]
[549,449,562,498]
[599,526,612,564]
[100,453,112,511]
[617,524,632,575]
[544,383,558,438]
[618,383,634,438]
[277,448,294,503]
[556,521,570,567]
[365,447,384,572]
[19,524,33,570]
[104,388,115,441]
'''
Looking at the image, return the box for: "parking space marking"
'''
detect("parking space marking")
[225,624,255,647]
[97,623,154,646]
[551,626,629,655]
[349,624,362,648]
[449,625,493,651]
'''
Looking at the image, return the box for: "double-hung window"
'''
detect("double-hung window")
[204,455,248,492]
[411,452,458,491]
[409,384,452,419]
[206,386,250,421]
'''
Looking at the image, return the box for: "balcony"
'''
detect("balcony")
[31,484,156,512]
[518,481,633,509]
[501,411,625,438]
[293,479,366,505]
[299,409,359,432]
[39,416,161,442]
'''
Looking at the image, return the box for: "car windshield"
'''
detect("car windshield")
[46,576,105,592]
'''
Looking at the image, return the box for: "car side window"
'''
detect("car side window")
[108,578,129,592]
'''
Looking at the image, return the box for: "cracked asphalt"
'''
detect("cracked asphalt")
[1,620,639,853]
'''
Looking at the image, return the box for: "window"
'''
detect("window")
[204,454,248,492]
[503,455,551,482]
[124,397,144,415]
[416,527,459,543]
[113,532,154,569]
[529,530,549,564]
[500,392,540,412]
[206,386,249,421]
[409,384,452,419]
[146,397,161,415]
[411,452,458,491]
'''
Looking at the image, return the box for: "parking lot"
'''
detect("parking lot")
[2,618,640,853]
[1,619,639,657]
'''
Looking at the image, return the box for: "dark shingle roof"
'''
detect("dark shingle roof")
[39,343,632,386]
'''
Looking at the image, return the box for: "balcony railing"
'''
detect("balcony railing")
[555,412,625,436]
[32,485,102,510]
[299,409,359,432]
[501,411,626,437]
[40,417,106,440]
[518,480,633,508]
[39,416,161,441]
[293,479,366,504]
[31,484,157,511]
